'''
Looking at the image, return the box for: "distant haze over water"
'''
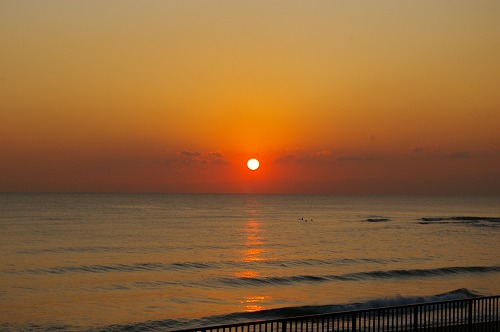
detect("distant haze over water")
[1,193,499,331]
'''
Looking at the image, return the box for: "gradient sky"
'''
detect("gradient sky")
[1,0,499,194]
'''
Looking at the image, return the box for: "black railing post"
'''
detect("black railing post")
[468,299,473,332]
[351,312,357,332]
[281,320,286,332]
[413,305,419,331]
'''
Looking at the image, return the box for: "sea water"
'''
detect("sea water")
[1,193,499,331]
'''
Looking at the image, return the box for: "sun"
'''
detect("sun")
[247,158,260,171]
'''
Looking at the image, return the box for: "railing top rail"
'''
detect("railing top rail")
[172,295,499,332]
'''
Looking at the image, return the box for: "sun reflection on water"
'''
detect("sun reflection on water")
[233,270,259,278]
[242,247,266,262]
[239,295,272,313]
[234,197,274,312]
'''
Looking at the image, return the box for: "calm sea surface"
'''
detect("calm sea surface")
[1,194,499,331]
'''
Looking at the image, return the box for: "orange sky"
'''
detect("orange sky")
[1,1,499,194]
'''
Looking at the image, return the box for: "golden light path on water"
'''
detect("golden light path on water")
[236,198,272,312]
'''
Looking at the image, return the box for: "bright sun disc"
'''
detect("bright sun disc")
[247,158,260,171]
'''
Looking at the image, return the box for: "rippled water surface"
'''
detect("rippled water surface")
[1,194,499,331]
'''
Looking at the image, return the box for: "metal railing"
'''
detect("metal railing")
[174,295,499,332]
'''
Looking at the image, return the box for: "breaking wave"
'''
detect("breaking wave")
[98,288,484,331]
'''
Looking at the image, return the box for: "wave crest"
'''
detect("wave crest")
[419,216,500,226]
[216,265,500,287]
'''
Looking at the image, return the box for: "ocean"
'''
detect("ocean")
[1,193,499,331]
